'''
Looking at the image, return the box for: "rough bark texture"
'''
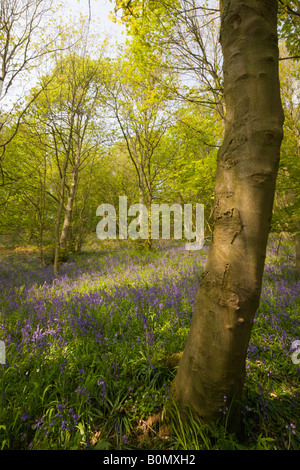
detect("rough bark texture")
[175,0,284,430]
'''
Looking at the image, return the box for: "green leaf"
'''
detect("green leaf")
[93,441,111,450]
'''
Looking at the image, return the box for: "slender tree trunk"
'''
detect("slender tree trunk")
[39,224,46,267]
[59,170,77,250]
[147,196,152,250]
[294,128,300,271]
[39,157,47,267]
[54,154,69,275]
[138,176,153,249]
[60,152,80,250]
[296,222,300,271]
[174,0,284,431]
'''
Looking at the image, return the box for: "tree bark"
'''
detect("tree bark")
[54,153,69,275]
[294,128,300,271]
[59,150,80,250]
[296,222,300,271]
[174,0,284,431]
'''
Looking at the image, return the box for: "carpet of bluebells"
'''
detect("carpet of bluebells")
[0,237,299,450]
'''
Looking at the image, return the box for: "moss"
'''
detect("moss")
[161,351,183,369]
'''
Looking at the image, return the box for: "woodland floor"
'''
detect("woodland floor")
[0,236,299,450]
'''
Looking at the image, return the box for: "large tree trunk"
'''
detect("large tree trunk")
[174,0,284,431]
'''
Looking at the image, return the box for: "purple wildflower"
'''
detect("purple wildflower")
[286,423,296,435]
[97,380,107,401]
